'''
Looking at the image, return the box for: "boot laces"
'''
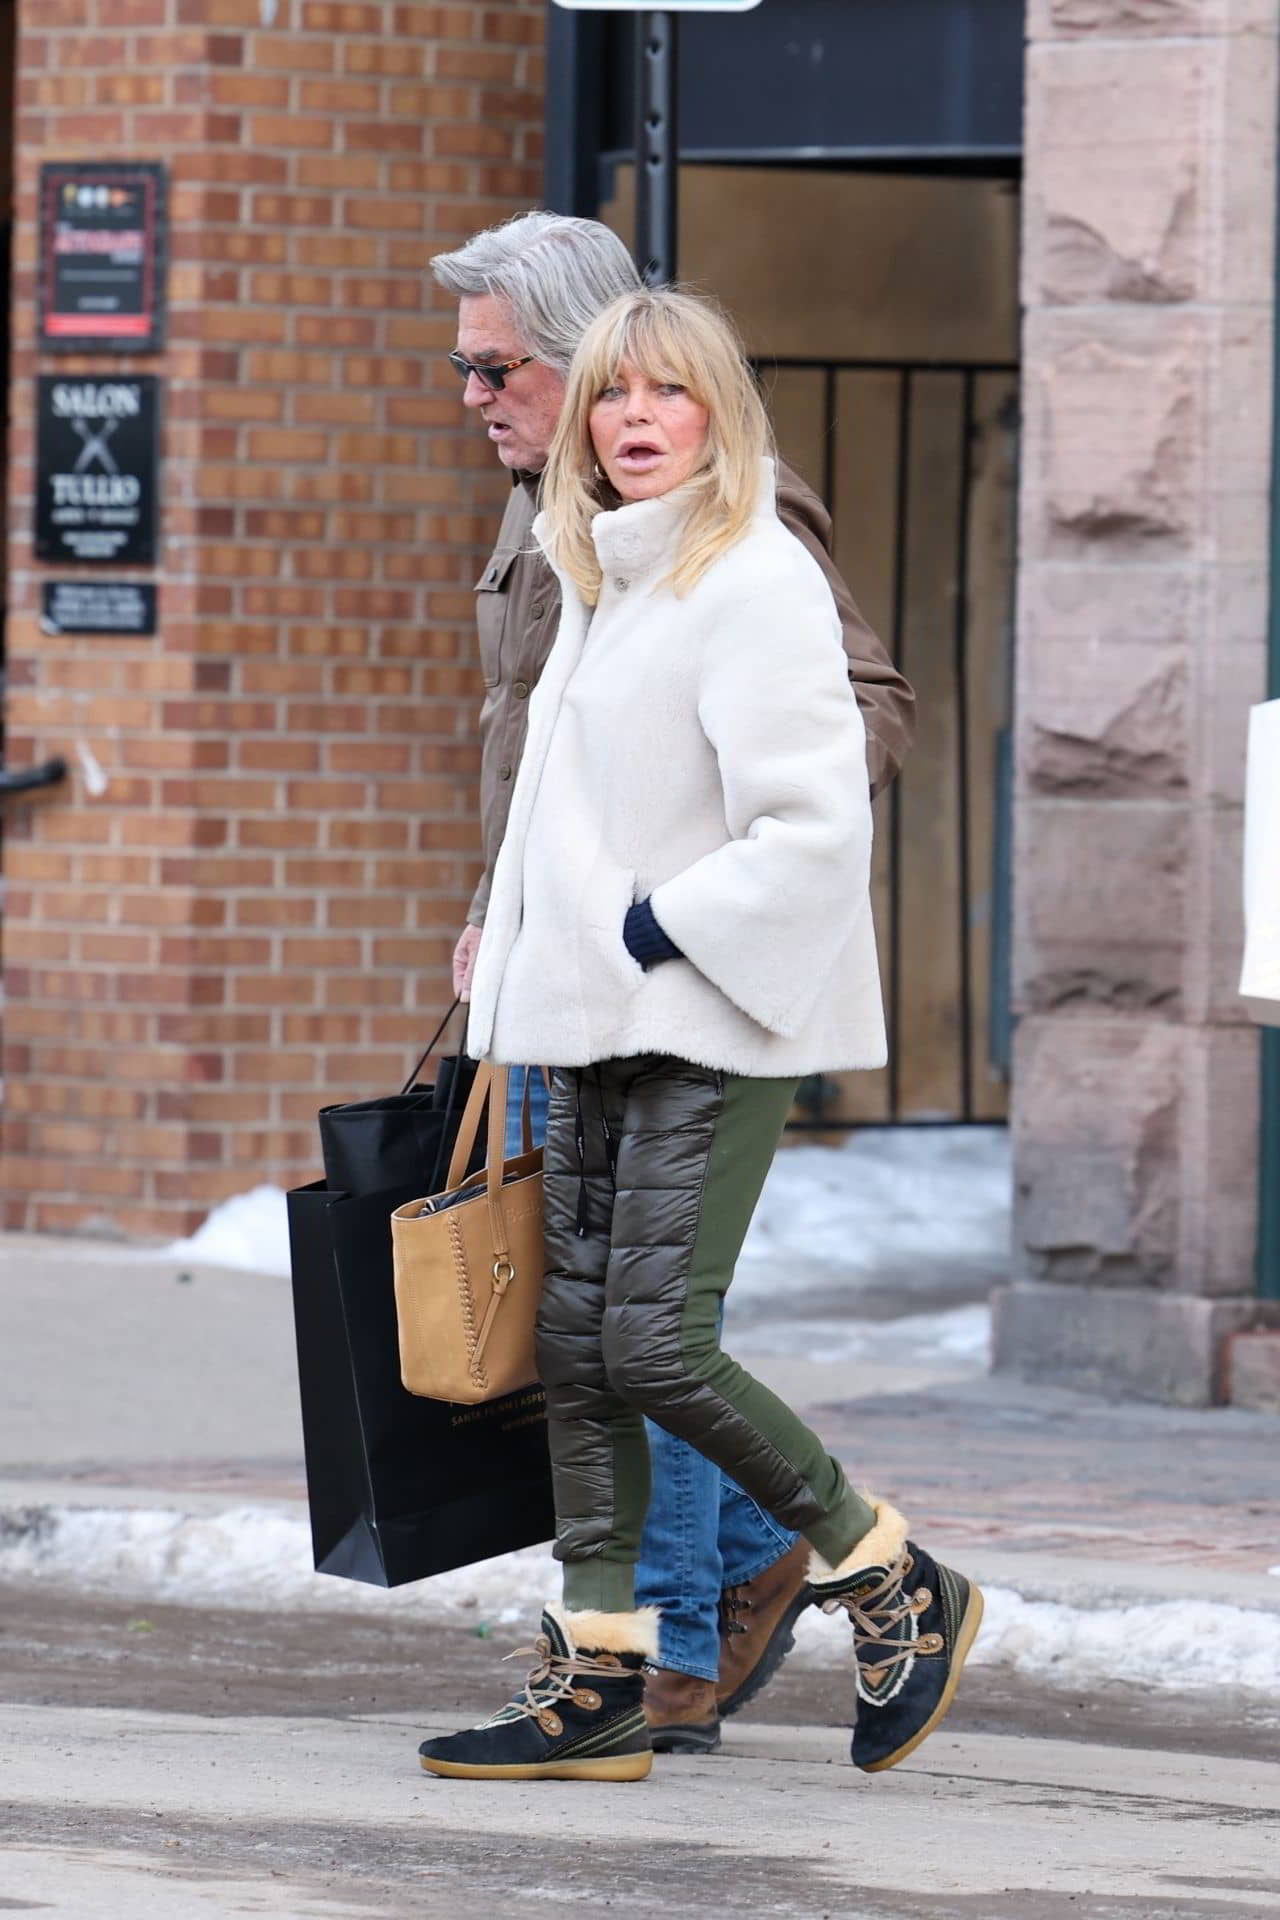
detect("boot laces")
[479,1632,624,1730]
[718,1586,751,1639]
[819,1550,930,1684]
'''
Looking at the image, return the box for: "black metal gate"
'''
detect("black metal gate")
[760,356,1019,1127]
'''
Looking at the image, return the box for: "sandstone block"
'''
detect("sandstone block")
[1228,1331,1280,1410]
[1018,561,1195,651]
[1208,309,1276,524]
[992,1280,1264,1406]
[1024,314,1204,553]
[1015,799,1187,1011]
[1176,1025,1263,1292]
[1192,639,1266,806]
[1182,804,1250,1026]
[1218,31,1280,306]
[1025,42,1203,305]
[1020,641,1187,796]
[1011,1016,1182,1286]
[1029,0,1275,37]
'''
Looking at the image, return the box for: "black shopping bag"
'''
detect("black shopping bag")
[288,1176,555,1586]
[318,1002,479,1198]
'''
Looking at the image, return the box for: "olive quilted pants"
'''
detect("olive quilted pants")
[535,1055,876,1614]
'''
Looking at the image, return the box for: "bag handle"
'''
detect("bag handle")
[445,1059,497,1192]
[442,1061,550,1383]
[399,999,462,1098]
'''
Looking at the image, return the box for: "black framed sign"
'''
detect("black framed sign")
[38,162,167,354]
[41,580,157,636]
[35,375,159,566]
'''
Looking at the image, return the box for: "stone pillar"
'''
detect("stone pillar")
[994,0,1280,1402]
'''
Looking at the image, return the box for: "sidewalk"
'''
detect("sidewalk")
[4,1227,1278,1622]
[3,1228,1280,1918]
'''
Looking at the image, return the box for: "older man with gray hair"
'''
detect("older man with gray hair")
[431,211,914,1755]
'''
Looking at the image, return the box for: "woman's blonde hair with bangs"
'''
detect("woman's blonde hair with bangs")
[540,288,772,606]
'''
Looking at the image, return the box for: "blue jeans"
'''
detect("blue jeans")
[506,1064,798,1679]
[503,1063,551,1157]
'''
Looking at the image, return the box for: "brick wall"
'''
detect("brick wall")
[2,0,545,1236]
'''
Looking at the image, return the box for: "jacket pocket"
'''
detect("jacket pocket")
[475,548,520,687]
[584,863,644,986]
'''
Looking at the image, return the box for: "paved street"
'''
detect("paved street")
[2,1231,1279,1917]
[5,1694,1280,1920]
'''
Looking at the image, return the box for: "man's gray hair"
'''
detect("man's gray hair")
[432,211,642,377]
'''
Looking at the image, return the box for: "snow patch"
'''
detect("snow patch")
[796,1587,1280,1698]
[4,1502,1279,1699]
[163,1185,293,1278]
[732,1301,990,1367]
[0,1503,555,1629]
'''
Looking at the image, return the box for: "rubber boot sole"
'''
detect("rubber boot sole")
[717,1584,813,1720]
[420,1750,653,1782]
[858,1584,985,1774]
[648,1718,722,1755]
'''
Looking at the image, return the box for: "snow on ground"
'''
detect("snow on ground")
[730,1301,991,1367]
[4,1501,1279,1699]
[162,1126,1012,1304]
[163,1184,293,1280]
[733,1125,1011,1302]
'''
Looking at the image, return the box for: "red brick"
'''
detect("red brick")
[298,77,381,113]
[301,1,385,27]
[294,153,380,191]
[252,34,337,73]
[210,72,290,109]
[344,39,423,76]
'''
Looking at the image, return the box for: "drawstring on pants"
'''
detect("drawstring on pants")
[574,1066,619,1238]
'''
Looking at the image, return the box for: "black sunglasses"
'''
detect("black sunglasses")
[447,350,535,392]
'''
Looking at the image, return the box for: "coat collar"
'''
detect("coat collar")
[533,456,777,588]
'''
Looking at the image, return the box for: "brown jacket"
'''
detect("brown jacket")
[466,459,914,926]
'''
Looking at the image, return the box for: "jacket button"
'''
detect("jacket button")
[614,576,629,591]
[531,602,545,619]
[513,681,529,700]
[499,763,512,781]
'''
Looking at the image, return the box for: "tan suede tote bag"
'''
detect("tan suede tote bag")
[391,1062,544,1404]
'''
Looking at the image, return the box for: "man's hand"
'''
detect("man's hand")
[453,924,483,1002]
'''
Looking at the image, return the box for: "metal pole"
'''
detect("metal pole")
[634,11,678,285]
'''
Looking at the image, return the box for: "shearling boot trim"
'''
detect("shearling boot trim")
[550,1603,661,1659]
[807,1499,909,1587]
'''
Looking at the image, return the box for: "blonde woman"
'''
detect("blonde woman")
[419,290,982,1785]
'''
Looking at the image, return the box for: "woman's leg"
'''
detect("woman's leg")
[418,1063,658,1784]
[597,1058,873,1565]
[595,1056,983,1775]
[535,1062,653,1614]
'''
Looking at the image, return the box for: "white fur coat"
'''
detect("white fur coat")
[466,458,887,1077]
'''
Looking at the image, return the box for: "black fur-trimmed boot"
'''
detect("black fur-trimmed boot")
[418,1604,658,1782]
[810,1499,984,1774]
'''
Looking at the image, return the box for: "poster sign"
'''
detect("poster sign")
[35,375,159,566]
[41,581,157,637]
[38,162,167,353]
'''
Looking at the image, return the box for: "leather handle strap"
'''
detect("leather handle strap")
[445,1059,493,1191]
[442,1062,550,1379]
[399,999,462,1098]
[484,1064,512,1263]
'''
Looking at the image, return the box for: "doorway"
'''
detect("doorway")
[601,166,1020,1126]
